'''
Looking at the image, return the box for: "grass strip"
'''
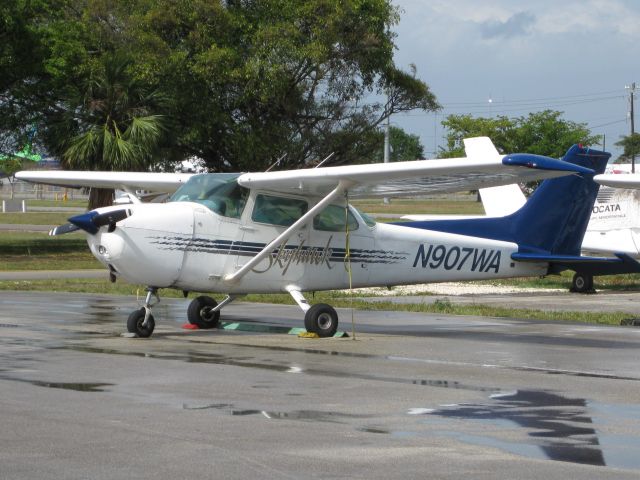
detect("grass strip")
[0,232,90,256]
[351,198,483,215]
[0,212,79,225]
[0,277,630,326]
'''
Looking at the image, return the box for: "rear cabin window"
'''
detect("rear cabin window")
[313,205,359,232]
[251,194,308,227]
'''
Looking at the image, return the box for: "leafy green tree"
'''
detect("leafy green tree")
[439,110,600,159]
[2,0,439,178]
[371,126,425,162]
[134,0,439,169]
[0,155,38,199]
[56,53,166,208]
[614,133,640,164]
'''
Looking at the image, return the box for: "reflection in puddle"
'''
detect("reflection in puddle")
[358,427,390,434]
[183,403,233,411]
[230,410,369,423]
[63,346,496,393]
[0,376,111,392]
[421,390,640,469]
[182,403,370,424]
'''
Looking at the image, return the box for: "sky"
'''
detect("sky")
[390,0,640,160]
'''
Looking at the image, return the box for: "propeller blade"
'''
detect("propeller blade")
[93,209,130,230]
[68,208,131,234]
[48,223,80,236]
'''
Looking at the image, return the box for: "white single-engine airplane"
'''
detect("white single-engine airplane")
[16,138,636,338]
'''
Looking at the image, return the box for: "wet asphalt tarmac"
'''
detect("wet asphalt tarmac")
[1,290,640,479]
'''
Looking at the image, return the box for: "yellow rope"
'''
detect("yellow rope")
[344,192,355,340]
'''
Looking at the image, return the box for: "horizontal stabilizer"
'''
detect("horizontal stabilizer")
[512,252,640,276]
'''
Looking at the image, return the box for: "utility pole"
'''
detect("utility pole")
[626,82,636,173]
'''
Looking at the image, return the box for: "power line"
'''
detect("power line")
[399,94,624,117]
[439,89,622,107]
[589,118,627,129]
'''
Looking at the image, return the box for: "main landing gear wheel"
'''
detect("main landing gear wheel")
[127,308,155,338]
[571,272,594,293]
[304,303,338,338]
[187,296,221,329]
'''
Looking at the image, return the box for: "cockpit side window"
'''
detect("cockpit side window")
[251,194,308,227]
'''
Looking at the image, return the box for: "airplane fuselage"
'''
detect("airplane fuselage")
[88,194,546,295]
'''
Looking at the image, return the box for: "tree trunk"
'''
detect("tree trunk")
[88,188,115,210]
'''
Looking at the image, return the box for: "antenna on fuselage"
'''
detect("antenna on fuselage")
[265,153,287,172]
[314,152,335,168]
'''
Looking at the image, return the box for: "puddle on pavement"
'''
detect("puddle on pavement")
[413,390,640,470]
[64,345,496,394]
[182,402,371,423]
[229,409,368,423]
[358,427,390,434]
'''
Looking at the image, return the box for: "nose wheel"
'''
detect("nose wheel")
[127,287,159,338]
[127,308,155,338]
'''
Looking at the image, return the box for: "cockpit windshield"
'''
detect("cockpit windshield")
[169,173,249,218]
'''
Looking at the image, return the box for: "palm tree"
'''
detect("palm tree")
[615,133,640,165]
[62,53,165,209]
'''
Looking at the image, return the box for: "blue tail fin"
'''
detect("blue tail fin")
[401,145,610,255]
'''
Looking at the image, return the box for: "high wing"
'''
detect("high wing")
[400,138,525,221]
[16,138,589,198]
[14,170,194,194]
[594,173,640,189]
[238,137,592,198]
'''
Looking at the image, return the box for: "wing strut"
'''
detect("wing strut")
[224,180,354,284]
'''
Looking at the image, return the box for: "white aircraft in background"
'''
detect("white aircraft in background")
[16,138,634,338]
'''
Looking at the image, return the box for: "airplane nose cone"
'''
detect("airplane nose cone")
[88,203,195,286]
[89,231,125,261]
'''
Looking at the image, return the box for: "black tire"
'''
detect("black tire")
[304,303,338,338]
[187,296,220,329]
[127,308,155,338]
[571,272,594,293]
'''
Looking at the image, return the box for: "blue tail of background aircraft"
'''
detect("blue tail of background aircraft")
[402,144,610,256]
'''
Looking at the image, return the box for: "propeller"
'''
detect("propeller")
[48,223,80,236]
[48,208,131,236]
